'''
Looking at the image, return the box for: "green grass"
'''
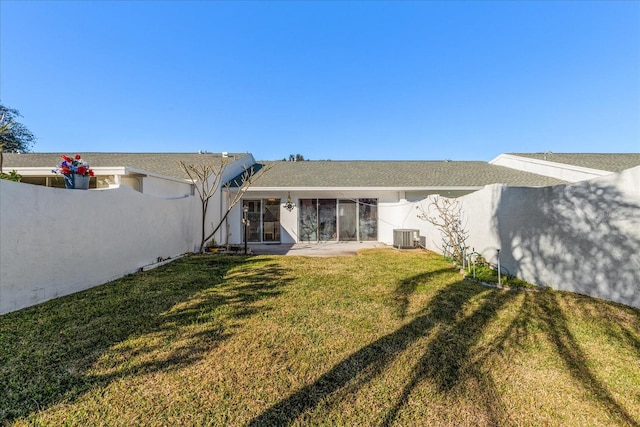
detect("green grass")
[468,263,537,289]
[1,249,639,426]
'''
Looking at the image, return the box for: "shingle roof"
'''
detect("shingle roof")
[2,152,250,180]
[5,153,590,188]
[509,153,640,173]
[249,160,566,188]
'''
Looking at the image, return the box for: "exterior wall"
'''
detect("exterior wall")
[141,175,193,198]
[229,190,403,245]
[408,167,640,308]
[8,167,193,198]
[490,154,611,183]
[119,176,142,192]
[0,180,199,314]
[230,189,484,245]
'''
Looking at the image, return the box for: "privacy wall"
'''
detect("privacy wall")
[402,167,640,308]
[0,181,199,314]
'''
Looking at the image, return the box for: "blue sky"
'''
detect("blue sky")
[1,1,638,161]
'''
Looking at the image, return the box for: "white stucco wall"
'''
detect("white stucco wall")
[0,180,199,314]
[411,166,640,308]
[141,176,193,198]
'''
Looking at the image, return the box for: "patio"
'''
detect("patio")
[249,241,389,256]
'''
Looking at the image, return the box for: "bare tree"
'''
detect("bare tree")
[179,159,269,253]
[417,196,469,262]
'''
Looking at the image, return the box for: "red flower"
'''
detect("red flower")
[55,153,94,179]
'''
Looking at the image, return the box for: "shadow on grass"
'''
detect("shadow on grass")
[381,284,516,426]
[392,268,459,320]
[483,288,640,427]
[572,295,640,361]
[0,255,290,423]
[249,270,517,426]
[249,270,639,426]
[531,292,638,427]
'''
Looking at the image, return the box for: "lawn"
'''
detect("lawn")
[1,249,639,426]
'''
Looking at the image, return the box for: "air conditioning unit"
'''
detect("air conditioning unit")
[393,229,420,249]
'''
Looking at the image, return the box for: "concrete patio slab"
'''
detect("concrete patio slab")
[249,241,389,257]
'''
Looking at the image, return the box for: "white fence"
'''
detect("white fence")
[401,166,640,308]
[0,181,199,314]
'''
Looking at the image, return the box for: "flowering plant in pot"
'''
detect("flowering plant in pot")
[52,154,94,189]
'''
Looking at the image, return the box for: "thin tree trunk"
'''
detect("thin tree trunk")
[200,202,206,253]
[203,208,232,246]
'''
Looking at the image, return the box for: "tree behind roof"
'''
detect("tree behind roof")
[0,104,36,153]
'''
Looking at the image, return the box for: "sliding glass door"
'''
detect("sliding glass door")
[244,200,261,242]
[318,199,337,241]
[262,199,281,242]
[358,198,378,241]
[242,199,280,243]
[299,199,318,242]
[298,198,377,242]
[338,199,357,241]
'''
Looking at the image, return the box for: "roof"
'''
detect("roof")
[247,160,567,188]
[508,153,640,173]
[2,152,251,180]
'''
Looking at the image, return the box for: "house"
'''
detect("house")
[226,160,567,245]
[3,151,639,313]
[4,152,639,246]
[2,152,254,198]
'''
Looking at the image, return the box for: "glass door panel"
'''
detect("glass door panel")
[299,199,317,242]
[263,199,281,242]
[338,200,357,241]
[358,198,378,241]
[243,200,262,242]
[318,199,337,241]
